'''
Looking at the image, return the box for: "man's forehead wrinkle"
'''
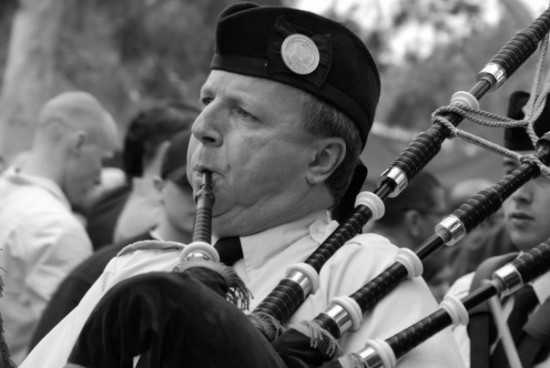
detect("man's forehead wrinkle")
[204,74,273,108]
[203,74,244,100]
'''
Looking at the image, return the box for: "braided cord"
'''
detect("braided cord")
[430,34,550,178]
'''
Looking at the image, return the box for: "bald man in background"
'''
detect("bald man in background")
[0,91,118,364]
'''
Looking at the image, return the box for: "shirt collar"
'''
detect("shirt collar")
[532,270,550,303]
[238,210,336,272]
[3,166,70,208]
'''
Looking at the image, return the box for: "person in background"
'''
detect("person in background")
[445,178,514,284]
[29,130,195,349]
[0,91,118,364]
[366,171,450,301]
[22,3,464,367]
[447,90,550,368]
[85,101,198,250]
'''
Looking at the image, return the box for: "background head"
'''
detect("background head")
[372,171,447,245]
[158,130,194,237]
[122,101,199,180]
[368,171,448,299]
[449,178,503,250]
[502,91,550,250]
[35,91,118,207]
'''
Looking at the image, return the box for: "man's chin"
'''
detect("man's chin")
[211,214,235,236]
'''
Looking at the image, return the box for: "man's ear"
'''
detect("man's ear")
[153,175,165,192]
[71,131,87,154]
[403,209,423,238]
[306,137,346,185]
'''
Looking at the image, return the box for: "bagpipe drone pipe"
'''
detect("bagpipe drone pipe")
[63,6,550,368]
[320,238,550,368]
[268,131,550,368]
[248,4,550,342]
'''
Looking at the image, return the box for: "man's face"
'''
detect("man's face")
[187,71,320,237]
[163,180,195,235]
[417,186,448,241]
[502,154,550,251]
[63,142,109,207]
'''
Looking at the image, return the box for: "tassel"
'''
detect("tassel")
[173,260,251,311]
[294,320,343,359]
[248,312,285,341]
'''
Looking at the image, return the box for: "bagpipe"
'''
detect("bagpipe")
[63,6,550,368]
[322,237,550,368]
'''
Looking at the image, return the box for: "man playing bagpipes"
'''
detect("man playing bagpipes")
[20,3,464,367]
[448,91,550,368]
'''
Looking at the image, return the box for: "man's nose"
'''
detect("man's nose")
[191,105,223,147]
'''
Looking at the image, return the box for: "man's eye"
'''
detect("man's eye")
[235,107,256,120]
[201,97,213,106]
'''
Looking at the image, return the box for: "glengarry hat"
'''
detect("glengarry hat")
[210,2,380,148]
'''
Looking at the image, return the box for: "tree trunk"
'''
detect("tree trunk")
[0,0,64,166]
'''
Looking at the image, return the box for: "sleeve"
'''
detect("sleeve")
[30,240,134,348]
[21,248,181,368]
[24,217,93,317]
[19,272,110,368]
[28,276,92,350]
[321,234,467,368]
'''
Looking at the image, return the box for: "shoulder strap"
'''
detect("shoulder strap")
[469,252,518,368]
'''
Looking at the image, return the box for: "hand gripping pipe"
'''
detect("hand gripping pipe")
[251,6,550,342]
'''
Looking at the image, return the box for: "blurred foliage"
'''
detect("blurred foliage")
[321,0,542,142]
[378,15,538,133]
[321,0,499,68]
[0,0,545,140]
[0,0,17,87]
[0,0,282,131]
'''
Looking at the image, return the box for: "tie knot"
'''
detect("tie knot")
[513,285,538,312]
[213,237,243,266]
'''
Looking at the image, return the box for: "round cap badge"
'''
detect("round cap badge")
[281,34,320,75]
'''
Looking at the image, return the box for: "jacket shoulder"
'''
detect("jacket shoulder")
[117,240,185,257]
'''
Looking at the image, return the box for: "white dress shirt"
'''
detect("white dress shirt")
[0,169,93,364]
[113,177,163,242]
[22,210,464,367]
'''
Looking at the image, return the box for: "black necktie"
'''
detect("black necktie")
[213,236,243,266]
[490,284,539,367]
[516,297,550,368]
